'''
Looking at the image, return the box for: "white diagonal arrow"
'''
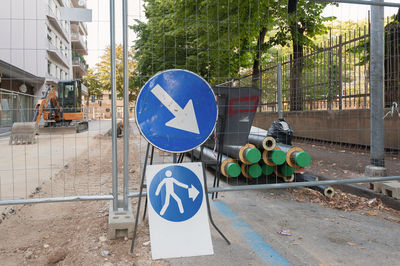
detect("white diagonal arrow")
[151,84,200,134]
[188,185,200,201]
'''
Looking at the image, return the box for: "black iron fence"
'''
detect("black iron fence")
[221,19,400,113]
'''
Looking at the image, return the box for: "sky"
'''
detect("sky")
[86,0,144,67]
[85,1,398,68]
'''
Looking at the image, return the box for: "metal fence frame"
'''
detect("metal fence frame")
[0,0,399,209]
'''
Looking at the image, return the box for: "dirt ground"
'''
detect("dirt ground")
[1,132,399,265]
[0,135,167,266]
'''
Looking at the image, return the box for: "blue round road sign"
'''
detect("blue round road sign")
[149,165,204,222]
[135,69,217,153]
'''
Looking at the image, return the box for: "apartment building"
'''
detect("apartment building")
[0,0,89,128]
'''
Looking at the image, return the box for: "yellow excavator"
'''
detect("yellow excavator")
[9,80,89,145]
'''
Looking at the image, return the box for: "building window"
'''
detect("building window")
[97,95,103,100]
[48,61,52,75]
[108,94,112,100]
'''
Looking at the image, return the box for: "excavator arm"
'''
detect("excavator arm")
[33,88,63,126]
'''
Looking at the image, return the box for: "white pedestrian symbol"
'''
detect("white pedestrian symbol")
[155,170,200,216]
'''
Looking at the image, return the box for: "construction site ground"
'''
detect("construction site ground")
[0,120,399,265]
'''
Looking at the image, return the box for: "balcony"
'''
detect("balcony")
[47,2,69,41]
[47,41,69,68]
[80,21,88,35]
[72,57,88,78]
[71,31,88,55]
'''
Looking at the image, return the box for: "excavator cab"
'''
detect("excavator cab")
[57,79,87,130]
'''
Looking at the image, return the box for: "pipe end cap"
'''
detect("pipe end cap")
[271,150,286,165]
[245,148,261,164]
[295,152,311,167]
[227,163,241,177]
[279,164,294,177]
[248,164,262,178]
[261,164,274,175]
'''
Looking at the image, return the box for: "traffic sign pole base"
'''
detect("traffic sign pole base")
[108,198,135,240]
[201,162,231,246]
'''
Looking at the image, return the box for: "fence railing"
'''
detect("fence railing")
[0,89,35,128]
[225,19,400,113]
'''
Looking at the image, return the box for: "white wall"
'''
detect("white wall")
[0,0,70,79]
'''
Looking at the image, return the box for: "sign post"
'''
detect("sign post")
[131,69,229,256]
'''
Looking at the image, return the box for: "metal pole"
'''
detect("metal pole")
[122,0,130,211]
[126,175,400,197]
[110,0,118,211]
[370,0,385,167]
[0,195,114,206]
[277,62,283,120]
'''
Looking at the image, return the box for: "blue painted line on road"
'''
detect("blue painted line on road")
[212,200,292,266]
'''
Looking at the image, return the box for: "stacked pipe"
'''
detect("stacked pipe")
[248,126,311,182]
[222,144,263,178]
[192,146,242,178]
[190,126,311,181]
[191,143,264,179]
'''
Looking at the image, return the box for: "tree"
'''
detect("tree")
[83,45,139,102]
[270,0,334,110]
[132,0,333,99]
[132,0,286,87]
[82,68,102,98]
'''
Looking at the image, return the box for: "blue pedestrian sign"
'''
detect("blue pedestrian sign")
[149,165,203,222]
[135,69,218,153]
[146,162,213,259]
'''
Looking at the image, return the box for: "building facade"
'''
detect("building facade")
[0,0,89,129]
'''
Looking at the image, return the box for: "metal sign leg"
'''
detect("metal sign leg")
[142,146,155,221]
[212,97,228,200]
[202,162,231,245]
[130,143,151,252]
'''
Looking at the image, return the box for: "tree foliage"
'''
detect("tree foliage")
[83,45,139,102]
[132,0,285,86]
[82,68,102,98]
[132,0,334,92]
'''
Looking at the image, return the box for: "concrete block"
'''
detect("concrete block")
[381,181,400,200]
[369,182,383,193]
[366,165,387,193]
[108,198,135,240]
[365,165,387,177]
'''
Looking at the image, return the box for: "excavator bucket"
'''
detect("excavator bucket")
[9,122,37,145]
